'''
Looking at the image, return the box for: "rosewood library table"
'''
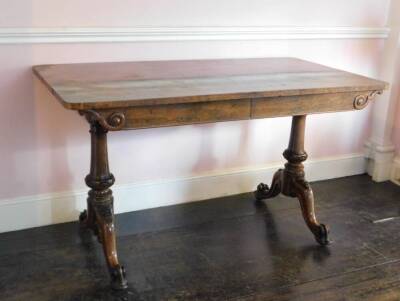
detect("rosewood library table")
[33,58,387,290]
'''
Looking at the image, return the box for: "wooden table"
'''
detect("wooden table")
[33,58,387,290]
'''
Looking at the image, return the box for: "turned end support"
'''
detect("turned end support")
[254,115,330,246]
[79,115,128,290]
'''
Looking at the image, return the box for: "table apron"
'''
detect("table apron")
[85,90,378,130]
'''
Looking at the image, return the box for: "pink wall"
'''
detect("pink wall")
[0,0,389,27]
[0,0,390,201]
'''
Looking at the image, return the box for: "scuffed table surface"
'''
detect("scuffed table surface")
[33,57,387,110]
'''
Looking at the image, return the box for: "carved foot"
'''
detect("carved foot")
[79,198,97,229]
[110,265,128,290]
[314,223,329,246]
[95,201,128,290]
[79,209,101,243]
[293,180,330,246]
[254,169,283,201]
[79,210,88,224]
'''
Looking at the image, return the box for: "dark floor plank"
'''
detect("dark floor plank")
[235,260,400,301]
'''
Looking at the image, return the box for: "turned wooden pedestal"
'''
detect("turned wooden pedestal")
[79,118,127,289]
[33,57,387,290]
[255,115,328,245]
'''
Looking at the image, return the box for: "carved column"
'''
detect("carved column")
[80,110,128,290]
[255,115,329,245]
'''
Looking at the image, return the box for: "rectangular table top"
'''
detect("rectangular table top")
[33,57,387,111]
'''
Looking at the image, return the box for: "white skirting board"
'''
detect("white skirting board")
[0,153,366,233]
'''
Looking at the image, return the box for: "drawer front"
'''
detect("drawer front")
[123,99,251,129]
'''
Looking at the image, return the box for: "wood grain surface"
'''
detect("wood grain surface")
[33,57,388,110]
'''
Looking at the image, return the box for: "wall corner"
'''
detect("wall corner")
[364,139,395,182]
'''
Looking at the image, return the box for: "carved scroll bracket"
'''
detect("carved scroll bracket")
[79,110,126,131]
[353,90,382,110]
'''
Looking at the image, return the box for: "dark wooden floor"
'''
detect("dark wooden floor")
[1,175,400,301]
